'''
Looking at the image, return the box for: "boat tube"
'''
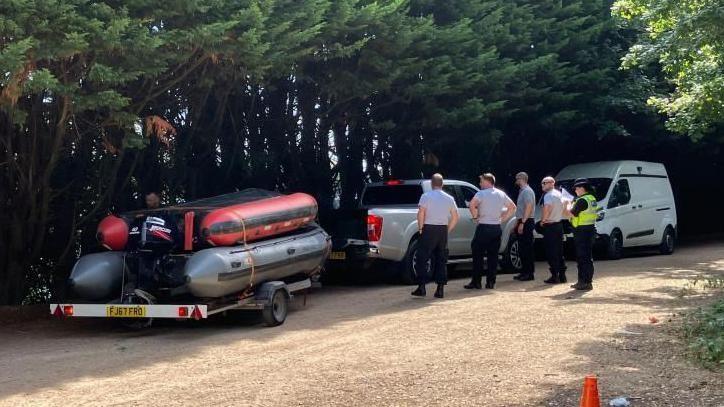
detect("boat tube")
[96,189,318,250]
[69,226,330,301]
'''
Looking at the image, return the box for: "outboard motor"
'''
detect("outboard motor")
[125,213,183,294]
[128,214,179,253]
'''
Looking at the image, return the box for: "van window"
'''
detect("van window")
[607,179,631,208]
[361,185,423,206]
[557,178,612,201]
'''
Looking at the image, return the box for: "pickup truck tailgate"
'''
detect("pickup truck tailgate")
[318,208,373,268]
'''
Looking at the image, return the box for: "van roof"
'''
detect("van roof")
[556,160,667,180]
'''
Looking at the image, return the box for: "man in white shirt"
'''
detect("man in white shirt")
[540,176,567,284]
[465,173,516,290]
[412,174,459,298]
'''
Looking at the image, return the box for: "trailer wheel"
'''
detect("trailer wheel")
[261,289,288,327]
[118,291,153,330]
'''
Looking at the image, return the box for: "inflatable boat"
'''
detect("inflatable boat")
[97,189,318,251]
[70,226,330,300]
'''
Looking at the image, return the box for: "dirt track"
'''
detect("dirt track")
[1,243,723,406]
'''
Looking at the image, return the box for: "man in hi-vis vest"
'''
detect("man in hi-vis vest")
[566,178,599,291]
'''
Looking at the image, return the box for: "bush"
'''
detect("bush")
[683,296,724,368]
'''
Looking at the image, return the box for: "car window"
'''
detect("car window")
[608,179,631,208]
[361,185,423,206]
[442,185,465,208]
[459,186,477,208]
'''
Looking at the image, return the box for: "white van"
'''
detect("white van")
[552,161,677,259]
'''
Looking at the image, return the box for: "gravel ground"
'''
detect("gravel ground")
[1,242,723,406]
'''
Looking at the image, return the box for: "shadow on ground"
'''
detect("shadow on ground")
[0,241,722,402]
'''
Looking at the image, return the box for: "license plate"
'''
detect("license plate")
[329,251,346,260]
[106,305,147,318]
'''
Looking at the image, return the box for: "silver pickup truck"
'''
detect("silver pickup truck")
[322,179,522,283]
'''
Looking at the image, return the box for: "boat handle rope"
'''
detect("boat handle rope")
[238,216,257,298]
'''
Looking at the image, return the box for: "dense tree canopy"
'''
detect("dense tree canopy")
[0,0,722,305]
[613,0,724,138]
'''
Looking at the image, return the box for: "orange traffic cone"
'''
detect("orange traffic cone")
[579,375,601,407]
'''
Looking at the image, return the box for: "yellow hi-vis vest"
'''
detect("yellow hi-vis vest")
[571,194,598,228]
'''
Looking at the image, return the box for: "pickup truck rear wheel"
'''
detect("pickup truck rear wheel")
[400,239,429,285]
[501,235,523,273]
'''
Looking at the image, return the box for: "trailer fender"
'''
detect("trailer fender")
[254,281,290,305]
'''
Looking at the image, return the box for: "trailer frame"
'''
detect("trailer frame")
[50,277,315,327]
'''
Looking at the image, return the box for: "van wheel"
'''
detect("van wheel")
[659,226,675,255]
[400,238,429,285]
[501,236,523,273]
[606,229,623,260]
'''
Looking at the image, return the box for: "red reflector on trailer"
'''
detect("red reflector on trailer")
[191,306,202,320]
[178,307,189,317]
[63,305,74,317]
[53,305,64,317]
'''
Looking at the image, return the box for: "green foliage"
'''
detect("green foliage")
[613,0,724,138]
[0,0,667,304]
[683,296,724,368]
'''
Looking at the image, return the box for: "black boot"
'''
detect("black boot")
[411,285,426,297]
[464,280,482,290]
[517,274,534,281]
[571,282,593,291]
[544,275,561,284]
[558,273,567,283]
[485,280,495,289]
[434,284,444,298]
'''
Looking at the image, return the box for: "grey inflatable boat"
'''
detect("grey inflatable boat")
[69,226,330,300]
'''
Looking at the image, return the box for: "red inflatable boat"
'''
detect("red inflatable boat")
[97,189,318,250]
[200,193,317,246]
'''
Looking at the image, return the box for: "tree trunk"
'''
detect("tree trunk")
[390,129,423,179]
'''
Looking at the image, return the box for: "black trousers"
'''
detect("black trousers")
[415,224,449,285]
[471,224,502,285]
[517,219,535,276]
[574,225,596,283]
[542,222,565,277]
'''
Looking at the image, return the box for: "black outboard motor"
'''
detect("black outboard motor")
[128,214,179,253]
[126,213,182,294]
